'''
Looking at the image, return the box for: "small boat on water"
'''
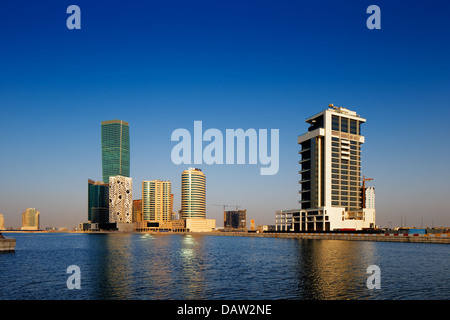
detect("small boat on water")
[0,233,16,252]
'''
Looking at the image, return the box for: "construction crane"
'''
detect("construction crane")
[361,176,373,208]
[211,204,240,212]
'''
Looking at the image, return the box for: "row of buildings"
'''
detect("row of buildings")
[2,105,376,233]
[85,105,377,234]
[0,209,41,231]
[82,120,216,232]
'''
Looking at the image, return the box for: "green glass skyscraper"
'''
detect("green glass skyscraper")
[101,120,130,183]
[88,179,109,223]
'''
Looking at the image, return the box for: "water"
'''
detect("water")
[0,233,449,300]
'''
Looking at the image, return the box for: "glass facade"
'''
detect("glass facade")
[224,210,247,230]
[101,120,130,183]
[300,109,364,212]
[330,137,362,211]
[181,168,206,219]
[88,179,109,223]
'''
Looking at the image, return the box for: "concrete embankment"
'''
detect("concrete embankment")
[175,231,450,244]
[8,230,448,244]
[0,238,16,252]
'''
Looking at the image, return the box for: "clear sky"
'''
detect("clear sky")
[1,0,449,229]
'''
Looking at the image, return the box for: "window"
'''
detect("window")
[341,118,348,133]
[350,120,357,134]
[332,116,339,131]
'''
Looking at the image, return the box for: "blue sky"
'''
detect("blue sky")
[1,0,449,229]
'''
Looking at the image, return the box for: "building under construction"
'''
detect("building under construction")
[224,210,247,231]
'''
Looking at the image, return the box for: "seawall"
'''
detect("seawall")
[0,238,16,252]
[5,230,448,244]
[168,231,450,244]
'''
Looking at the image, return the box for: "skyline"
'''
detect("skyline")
[1,0,450,229]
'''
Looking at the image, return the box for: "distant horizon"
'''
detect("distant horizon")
[1,0,449,229]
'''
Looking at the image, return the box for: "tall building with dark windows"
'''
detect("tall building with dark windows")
[224,209,247,231]
[88,179,109,224]
[101,120,130,183]
[295,104,375,231]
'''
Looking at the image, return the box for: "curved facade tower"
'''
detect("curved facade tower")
[181,168,206,219]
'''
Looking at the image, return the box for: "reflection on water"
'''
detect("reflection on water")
[294,240,380,299]
[91,234,135,299]
[1,233,449,300]
[178,235,206,299]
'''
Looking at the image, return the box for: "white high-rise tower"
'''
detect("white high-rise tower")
[297,104,375,231]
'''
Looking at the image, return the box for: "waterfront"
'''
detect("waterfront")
[0,233,449,300]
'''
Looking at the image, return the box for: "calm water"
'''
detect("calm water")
[0,233,449,300]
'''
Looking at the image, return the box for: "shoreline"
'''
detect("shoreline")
[3,230,449,244]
